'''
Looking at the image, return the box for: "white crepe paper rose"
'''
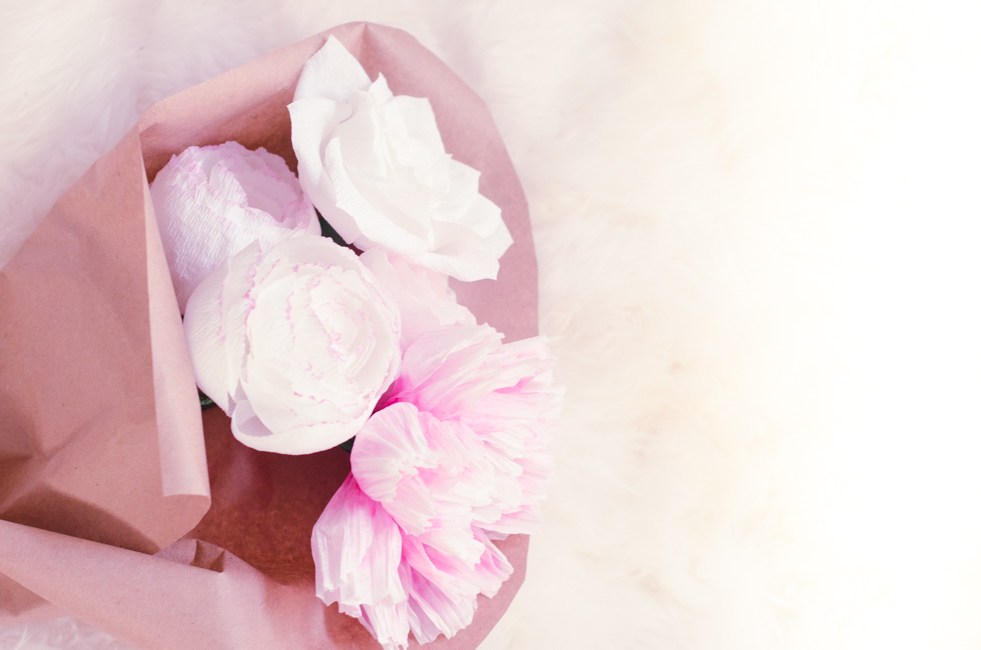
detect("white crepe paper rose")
[150,141,319,312]
[183,235,401,454]
[288,36,513,282]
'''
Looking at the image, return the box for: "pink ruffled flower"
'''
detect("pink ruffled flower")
[312,321,561,647]
[358,325,561,540]
[150,141,318,312]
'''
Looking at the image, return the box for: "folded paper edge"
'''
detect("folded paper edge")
[142,152,211,501]
[0,520,296,650]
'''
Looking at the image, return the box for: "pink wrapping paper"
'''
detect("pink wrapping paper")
[0,23,538,649]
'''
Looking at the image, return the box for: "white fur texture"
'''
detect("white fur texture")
[3,1,981,649]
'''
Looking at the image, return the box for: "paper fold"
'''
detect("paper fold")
[144,163,211,499]
[0,520,528,650]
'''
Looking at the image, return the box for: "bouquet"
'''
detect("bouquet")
[0,23,560,650]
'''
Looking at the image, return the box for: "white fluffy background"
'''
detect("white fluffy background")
[2,1,981,649]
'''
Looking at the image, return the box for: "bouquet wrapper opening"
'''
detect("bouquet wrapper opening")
[0,23,538,650]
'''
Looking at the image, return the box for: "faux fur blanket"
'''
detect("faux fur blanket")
[2,1,980,649]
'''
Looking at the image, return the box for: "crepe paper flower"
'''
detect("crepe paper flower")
[354,325,561,545]
[313,322,560,646]
[183,235,401,454]
[150,141,318,312]
[359,248,475,351]
[288,36,513,282]
[312,474,513,650]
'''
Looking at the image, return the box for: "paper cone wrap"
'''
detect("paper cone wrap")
[0,22,537,649]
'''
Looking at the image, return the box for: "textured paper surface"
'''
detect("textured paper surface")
[0,22,536,650]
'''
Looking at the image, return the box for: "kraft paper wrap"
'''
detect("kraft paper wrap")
[0,22,538,650]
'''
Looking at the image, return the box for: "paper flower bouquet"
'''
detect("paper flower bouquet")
[0,23,559,650]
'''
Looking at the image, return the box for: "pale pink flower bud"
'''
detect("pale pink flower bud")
[150,141,318,312]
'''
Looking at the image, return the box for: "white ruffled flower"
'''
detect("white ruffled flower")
[183,235,401,455]
[150,141,318,312]
[288,36,512,282]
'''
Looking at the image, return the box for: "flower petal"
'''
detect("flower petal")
[312,474,408,616]
[293,35,371,103]
[389,325,502,419]
[358,248,475,351]
[183,241,264,411]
